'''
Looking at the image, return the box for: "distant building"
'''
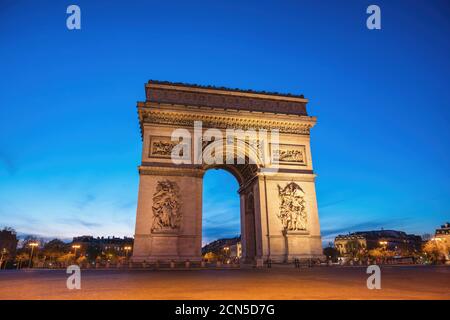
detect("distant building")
[229,242,242,258]
[435,222,450,242]
[434,222,450,262]
[335,230,421,256]
[71,236,133,257]
[0,228,18,258]
[202,236,241,259]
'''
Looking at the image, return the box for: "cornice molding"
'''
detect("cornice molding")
[138,165,204,178]
[138,108,315,136]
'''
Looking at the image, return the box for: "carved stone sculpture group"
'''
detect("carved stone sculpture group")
[151,180,182,232]
[277,182,307,231]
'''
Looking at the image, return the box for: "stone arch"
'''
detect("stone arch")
[132,81,324,264]
[201,137,263,187]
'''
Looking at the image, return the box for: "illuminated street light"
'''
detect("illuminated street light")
[28,242,38,268]
[124,246,132,259]
[72,244,81,256]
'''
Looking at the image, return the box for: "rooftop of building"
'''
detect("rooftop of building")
[72,235,133,243]
[335,230,421,240]
[146,80,306,99]
[201,236,241,255]
[437,222,450,230]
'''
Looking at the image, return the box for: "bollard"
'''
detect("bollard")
[95,262,100,269]
[185,260,190,268]
[201,261,206,268]
[142,260,147,268]
[106,262,110,269]
[170,260,175,269]
[129,261,133,269]
[216,260,222,268]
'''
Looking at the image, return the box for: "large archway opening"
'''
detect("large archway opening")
[201,161,260,264]
[202,169,241,263]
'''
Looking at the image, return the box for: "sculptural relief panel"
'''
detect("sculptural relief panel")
[271,143,307,165]
[151,180,182,233]
[149,136,187,159]
[277,182,308,232]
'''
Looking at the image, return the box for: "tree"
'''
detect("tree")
[423,239,448,264]
[76,255,87,265]
[323,246,339,262]
[344,240,366,261]
[369,247,395,263]
[85,244,102,263]
[43,239,68,263]
[1,227,16,233]
[57,253,75,266]
[0,248,9,269]
[15,252,29,269]
[21,235,40,248]
[203,252,218,262]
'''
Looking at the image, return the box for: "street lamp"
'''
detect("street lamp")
[28,242,38,268]
[124,246,132,259]
[72,244,81,257]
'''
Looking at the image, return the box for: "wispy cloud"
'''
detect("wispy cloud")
[56,217,102,228]
[74,193,96,210]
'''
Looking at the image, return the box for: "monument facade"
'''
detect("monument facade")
[133,80,323,263]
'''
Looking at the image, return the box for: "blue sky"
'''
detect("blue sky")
[0,0,449,245]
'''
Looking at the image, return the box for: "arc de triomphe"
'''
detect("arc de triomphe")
[132,80,323,263]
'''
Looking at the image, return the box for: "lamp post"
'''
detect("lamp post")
[28,242,38,268]
[378,241,388,264]
[72,244,81,257]
[124,246,132,260]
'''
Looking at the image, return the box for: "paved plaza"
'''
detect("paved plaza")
[0,265,449,300]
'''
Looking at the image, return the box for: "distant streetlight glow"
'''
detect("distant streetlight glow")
[124,246,132,259]
[28,242,39,268]
[72,244,81,256]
